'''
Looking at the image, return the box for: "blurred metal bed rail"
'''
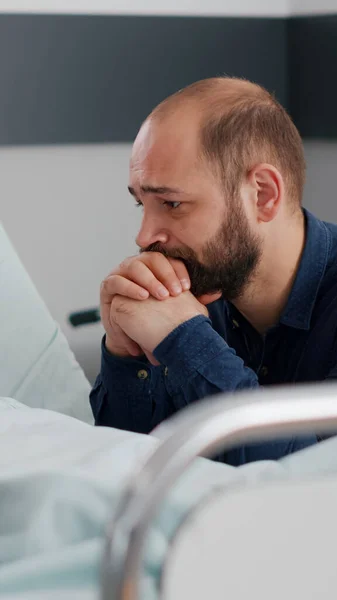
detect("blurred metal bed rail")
[68,307,101,327]
[101,383,337,600]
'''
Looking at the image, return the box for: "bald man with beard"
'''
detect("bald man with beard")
[90,77,337,465]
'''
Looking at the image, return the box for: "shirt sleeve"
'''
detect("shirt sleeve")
[223,436,317,466]
[154,315,317,463]
[90,336,155,433]
[153,315,259,408]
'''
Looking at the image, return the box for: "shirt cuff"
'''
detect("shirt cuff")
[153,315,228,394]
[101,334,147,367]
[99,336,153,432]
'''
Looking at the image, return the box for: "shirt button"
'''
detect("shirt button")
[232,319,239,328]
[164,366,169,376]
[137,369,148,380]
[260,366,268,377]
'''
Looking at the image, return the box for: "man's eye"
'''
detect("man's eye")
[162,200,181,210]
[134,200,143,208]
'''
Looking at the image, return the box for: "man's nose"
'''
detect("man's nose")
[135,214,168,249]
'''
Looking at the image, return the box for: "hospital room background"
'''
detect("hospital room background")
[1,0,336,385]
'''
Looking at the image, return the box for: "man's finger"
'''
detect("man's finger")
[167,258,191,291]
[135,252,184,297]
[126,259,173,299]
[127,340,144,356]
[143,349,161,366]
[101,274,149,303]
[108,308,143,356]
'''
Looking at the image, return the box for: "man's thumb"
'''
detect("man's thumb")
[197,292,222,306]
[143,349,161,366]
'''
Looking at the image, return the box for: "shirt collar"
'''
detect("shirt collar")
[279,209,331,330]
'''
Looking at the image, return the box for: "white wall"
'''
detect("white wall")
[302,141,337,222]
[291,1,337,15]
[0,0,289,17]
[1,143,140,382]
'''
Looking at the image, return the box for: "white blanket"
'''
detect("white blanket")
[0,397,285,600]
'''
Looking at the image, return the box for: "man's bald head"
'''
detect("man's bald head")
[151,77,264,117]
[148,77,305,207]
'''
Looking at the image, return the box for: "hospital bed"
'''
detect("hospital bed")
[2,220,337,600]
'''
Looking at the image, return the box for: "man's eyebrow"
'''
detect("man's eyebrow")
[128,185,183,196]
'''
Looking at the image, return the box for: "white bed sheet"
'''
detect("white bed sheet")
[0,397,284,600]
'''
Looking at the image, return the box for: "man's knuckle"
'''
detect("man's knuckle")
[112,297,129,315]
[117,304,129,316]
[118,255,135,272]
[129,260,147,280]
[100,277,111,294]
[117,260,126,273]
[127,259,137,273]
[110,294,119,307]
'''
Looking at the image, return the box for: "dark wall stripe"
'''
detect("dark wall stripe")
[288,15,337,138]
[0,13,335,145]
[0,14,287,145]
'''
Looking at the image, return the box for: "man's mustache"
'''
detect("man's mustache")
[140,243,196,264]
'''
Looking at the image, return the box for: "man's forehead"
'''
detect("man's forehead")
[131,119,154,161]
[130,117,201,176]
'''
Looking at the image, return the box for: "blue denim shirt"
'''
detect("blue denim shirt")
[90,210,337,465]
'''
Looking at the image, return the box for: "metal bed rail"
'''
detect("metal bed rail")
[101,383,337,600]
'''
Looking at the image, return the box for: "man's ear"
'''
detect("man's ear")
[248,163,284,223]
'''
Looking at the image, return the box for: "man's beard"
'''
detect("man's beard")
[141,203,262,301]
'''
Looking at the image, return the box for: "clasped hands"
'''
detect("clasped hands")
[100,252,219,365]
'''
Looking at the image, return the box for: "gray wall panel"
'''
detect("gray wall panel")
[0,14,287,145]
[288,15,337,138]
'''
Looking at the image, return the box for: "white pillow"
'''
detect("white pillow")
[0,222,93,424]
